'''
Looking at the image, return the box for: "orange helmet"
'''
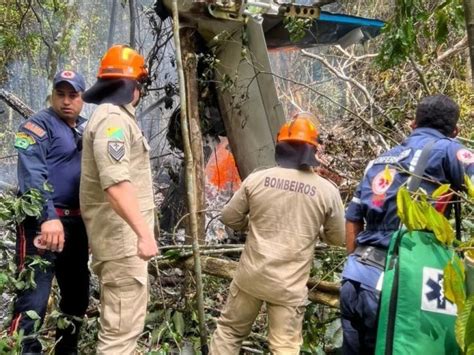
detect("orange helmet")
[98,45,148,81]
[277,112,319,146]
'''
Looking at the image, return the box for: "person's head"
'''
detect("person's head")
[413,94,460,137]
[275,112,319,169]
[277,112,319,147]
[83,44,149,106]
[51,70,85,122]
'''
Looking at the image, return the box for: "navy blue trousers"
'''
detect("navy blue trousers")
[9,216,89,354]
[340,280,380,355]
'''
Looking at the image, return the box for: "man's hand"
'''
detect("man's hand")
[137,232,159,261]
[40,219,65,252]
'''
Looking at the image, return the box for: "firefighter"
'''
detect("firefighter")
[10,70,89,354]
[340,94,474,354]
[80,45,158,354]
[209,112,345,354]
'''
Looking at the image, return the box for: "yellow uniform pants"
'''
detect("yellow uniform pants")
[210,282,305,355]
[92,256,148,355]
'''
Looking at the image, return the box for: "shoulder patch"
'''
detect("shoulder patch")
[108,141,125,161]
[14,132,36,150]
[106,127,124,140]
[371,167,397,195]
[456,149,474,165]
[23,121,46,138]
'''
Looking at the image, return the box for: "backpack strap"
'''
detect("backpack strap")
[407,139,436,192]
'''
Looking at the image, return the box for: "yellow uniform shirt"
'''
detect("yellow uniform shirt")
[80,103,155,261]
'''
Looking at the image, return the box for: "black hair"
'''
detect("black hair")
[415,94,460,136]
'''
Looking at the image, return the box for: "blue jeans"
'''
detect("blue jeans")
[9,216,89,354]
[340,279,380,355]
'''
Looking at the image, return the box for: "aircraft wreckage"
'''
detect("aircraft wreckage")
[160,0,384,178]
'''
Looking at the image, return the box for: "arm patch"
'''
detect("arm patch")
[457,149,474,165]
[23,121,46,138]
[14,133,36,150]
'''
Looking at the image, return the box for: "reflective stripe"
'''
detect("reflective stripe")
[406,149,421,187]
[9,314,22,335]
[352,197,361,204]
[364,160,374,176]
[9,224,26,335]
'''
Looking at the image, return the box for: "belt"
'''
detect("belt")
[354,245,387,270]
[55,207,81,217]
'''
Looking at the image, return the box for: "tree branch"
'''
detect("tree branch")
[436,35,468,62]
[409,56,431,95]
[252,70,397,149]
[301,49,384,122]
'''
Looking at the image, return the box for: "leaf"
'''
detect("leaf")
[454,254,466,281]
[0,273,9,292]
[467,343,474,355]
[444,261,465,313]
[467,250,474,261]
[20,201,38,217]
[409,201,427,230]
[14,280,25,290]
[425,204,454,245]
[465,175,474,199]
[435,9,449,43]
[172,311,185,337]
[25,310,40,320]
[455,295,474,351]
[432,184,451,198]
[397,187,412,227]
[42,181,54,192]
[57,316,71,330]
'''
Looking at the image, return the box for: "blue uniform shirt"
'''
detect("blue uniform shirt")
[15,107,86,222]
[342,127,474,289]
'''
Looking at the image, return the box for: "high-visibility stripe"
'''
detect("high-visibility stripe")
[351,197,361,204]
[9,224,27,335]
[406,149,422,187]
[9,313,21,335]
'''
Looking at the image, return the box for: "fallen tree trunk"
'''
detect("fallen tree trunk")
[184,256,340,308]
[0,89,34,119]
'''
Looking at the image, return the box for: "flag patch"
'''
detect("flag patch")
[14,133,36,150]
[106,127,124,140]
[108,141,125,161]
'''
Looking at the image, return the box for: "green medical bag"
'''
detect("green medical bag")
[375,230,462,355]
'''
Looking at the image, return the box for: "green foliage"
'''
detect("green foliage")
[0,189,44,227]
[397,185,454,244]
[377,0,465,69]
[0,330,23,354]
[444,257,466,312]
[0,188,48,352]
[466,176,474,199]
[455,295,474,353]
[283,17,312,43]
[145,309,186,352]
[397,173,474,352]
[301,303,342,354]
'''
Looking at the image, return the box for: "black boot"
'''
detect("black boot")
[54,317,82,355]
